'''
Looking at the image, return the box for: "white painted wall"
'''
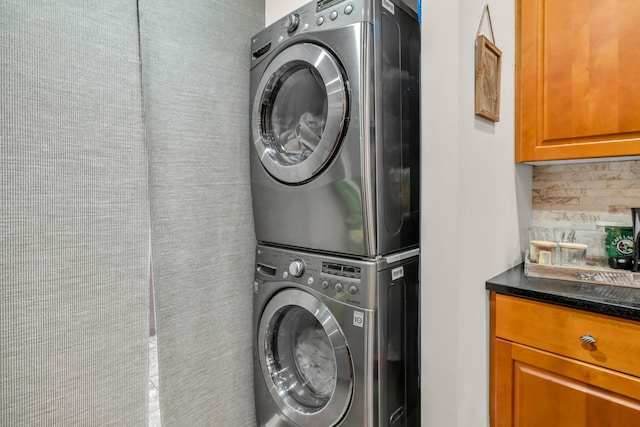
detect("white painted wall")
[265,0,306,24]
[421,0,532,425]
[263,1,533,425]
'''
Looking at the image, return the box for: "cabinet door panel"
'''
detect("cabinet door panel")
[544,0,619,141]
[514,362,586,427]
[516,0,640,162]
[493,339,640,426]
[514,361,640,426]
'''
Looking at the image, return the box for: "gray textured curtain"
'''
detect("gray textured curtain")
[0,1,149,425]
[139,1,262,425]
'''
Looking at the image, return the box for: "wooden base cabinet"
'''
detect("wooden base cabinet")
[490,293,640,426]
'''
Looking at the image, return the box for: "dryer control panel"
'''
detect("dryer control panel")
[251,0,373,64]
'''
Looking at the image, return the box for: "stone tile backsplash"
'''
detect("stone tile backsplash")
[532,160,640,260]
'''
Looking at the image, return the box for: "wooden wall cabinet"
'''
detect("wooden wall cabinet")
[490,293,640,426]
[515,0,640,162]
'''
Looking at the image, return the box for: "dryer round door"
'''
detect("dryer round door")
[252,43,348,184]
[258,288,353,426]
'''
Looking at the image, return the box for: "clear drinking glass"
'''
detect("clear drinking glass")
[553,228,575,264]
[559,243,588,266]
[553,228,575,243]
[528,226,555,264]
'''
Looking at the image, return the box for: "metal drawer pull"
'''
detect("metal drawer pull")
[580,334,596,345]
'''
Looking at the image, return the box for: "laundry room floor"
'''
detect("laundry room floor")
[149,334,161,427]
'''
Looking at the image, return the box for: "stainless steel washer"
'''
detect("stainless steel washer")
[249,0,420,257]
[253,244,420,426]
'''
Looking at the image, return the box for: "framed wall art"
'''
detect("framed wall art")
[475,5,502,122]
[475,35,502,122]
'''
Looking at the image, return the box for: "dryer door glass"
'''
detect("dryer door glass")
[259,289,353,426]
[253,43,348,184]
[267,66,327,165]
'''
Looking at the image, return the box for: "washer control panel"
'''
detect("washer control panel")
[255,246,376,308]
[283,253,364,303]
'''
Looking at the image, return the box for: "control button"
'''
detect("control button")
[307,277,314,285]
[283,271,288,279]
[334,282,344,292]
[284,13,300,34]
[277,35,284,43]
[289,259,305,278]
[321,280,330,289]
[302,23,309,31]
[316,16,325,26]
[330,10,338,20]
[349,285,358,295]
[344,4,353,14]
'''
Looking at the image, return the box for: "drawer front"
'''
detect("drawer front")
[495,294,640,378]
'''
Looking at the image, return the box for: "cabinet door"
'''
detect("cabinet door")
[492,339,640,426]
[516,0,640,162]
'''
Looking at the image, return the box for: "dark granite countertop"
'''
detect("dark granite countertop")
[486,263,640,322]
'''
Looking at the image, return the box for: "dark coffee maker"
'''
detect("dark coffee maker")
[633,208,640,272]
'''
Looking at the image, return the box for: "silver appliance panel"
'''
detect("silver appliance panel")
[253,245,420,426]
[253,246,377,426]
[373,1,421,257]
[250,22,376,257]
[249,0,420,258]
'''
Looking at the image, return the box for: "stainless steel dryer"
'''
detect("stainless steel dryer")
[253,244,420,426]
[249,0,420,257]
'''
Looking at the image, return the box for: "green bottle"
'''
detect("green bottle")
[604,226,634,258]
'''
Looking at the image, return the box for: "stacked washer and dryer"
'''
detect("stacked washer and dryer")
[249,0,420,425]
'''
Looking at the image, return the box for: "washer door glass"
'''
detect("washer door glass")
[259,289,353,426]
[253,43,348,184]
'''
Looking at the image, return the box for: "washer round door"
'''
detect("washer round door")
[258,288,353,426]
[252,43,349,184]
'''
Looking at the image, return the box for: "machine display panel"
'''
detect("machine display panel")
[317,0,346,12]
[322,262,361,278]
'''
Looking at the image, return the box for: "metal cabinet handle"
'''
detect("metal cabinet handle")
[389,407,404,425]
[580,334,596,345]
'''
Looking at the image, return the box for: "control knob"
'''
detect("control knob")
[289,259,305,277]
[284,13,300,34]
